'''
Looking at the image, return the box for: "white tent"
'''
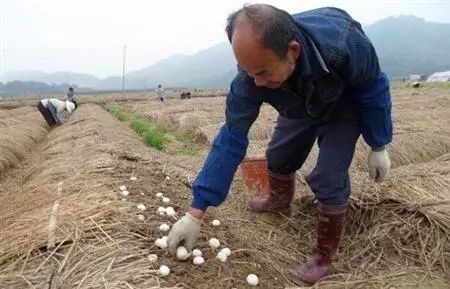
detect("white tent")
[427,71,450,82]
[409,75,422,81]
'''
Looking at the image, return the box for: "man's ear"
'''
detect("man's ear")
[288,40,301,61]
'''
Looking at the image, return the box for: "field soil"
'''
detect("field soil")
[0,85,449,288]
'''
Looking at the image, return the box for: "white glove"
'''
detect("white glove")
[167,213,201,255]
[368,148,391,182]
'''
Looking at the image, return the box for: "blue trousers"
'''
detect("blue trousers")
[266,104,361,205]
[37,101,58,126]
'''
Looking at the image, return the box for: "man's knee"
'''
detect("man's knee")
[306,169,351,205]
[266,147,294,175]
[266,129,316,175]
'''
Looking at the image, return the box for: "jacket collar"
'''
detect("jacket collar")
[292,27,330,84]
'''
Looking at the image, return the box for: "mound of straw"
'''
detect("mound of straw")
[0,107,48,174]
[1,85,449,288]
[0,105,172,288]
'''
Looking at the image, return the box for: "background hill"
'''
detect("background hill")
[364,15,450,78]
[4,16,450,92]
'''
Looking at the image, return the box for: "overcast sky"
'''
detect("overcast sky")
[1,0,450,79]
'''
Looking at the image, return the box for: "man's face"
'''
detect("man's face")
[231,22,299,89]
[239,46,298,89]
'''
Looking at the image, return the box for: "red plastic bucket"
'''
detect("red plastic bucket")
[239,158,269,194]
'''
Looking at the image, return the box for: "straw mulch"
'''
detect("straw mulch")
[0,105,173,288]
[206,155,449,289]
[1,85,449,288]
[0,107,48,174]
[146,87,450,288]
[351,132,450,171]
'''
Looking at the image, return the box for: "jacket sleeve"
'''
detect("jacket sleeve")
[191,72,262,210]
[341,23,393,149]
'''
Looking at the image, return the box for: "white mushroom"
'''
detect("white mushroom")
[165,207,176,217]
[193,256,205,265]
[148,254,158,262]
[137,204,146,211]
[159,223,170,232]
[219,248,231,257]
[130,176,137,181]
[209,238,220,248]
[159,265,170,276]
[246,274,259,286]
[212,219,221,226]
[176,246,191,261]
[165,176,171,180]
[120,190,129,197]
[119,185,127,191]
[156,192,163,198]
[192,249,203,257]
[137,214,145,221]
[157,207,166,215]
[216,251,227,263]
[154,237,168,249]
[162,197,170,204]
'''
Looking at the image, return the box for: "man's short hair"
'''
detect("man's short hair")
[225,4,298,59]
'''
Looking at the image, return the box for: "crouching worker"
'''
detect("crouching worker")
[37,99,75,127]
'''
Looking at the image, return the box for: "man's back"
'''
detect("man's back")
[291,7,378,86]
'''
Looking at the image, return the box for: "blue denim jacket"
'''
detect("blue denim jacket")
[192,7,393,210]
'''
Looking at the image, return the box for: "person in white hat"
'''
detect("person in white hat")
[37,98,75,127]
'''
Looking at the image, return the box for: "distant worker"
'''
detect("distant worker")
[37,98,75,127]
[155,84,165,102]
[66,87,78,109]
[167,4,392,284]
[180,91,191,99]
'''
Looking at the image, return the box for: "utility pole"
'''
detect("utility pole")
[122,44,127,98]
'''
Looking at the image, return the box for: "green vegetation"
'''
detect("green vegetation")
[142,131,166,150]
[130,119,150,135]
[106,107,129,122]
[106,107,166,150]
[105,106,200,155]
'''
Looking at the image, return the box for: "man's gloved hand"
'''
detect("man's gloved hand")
[167,213,201,255]
[368,147,391,182]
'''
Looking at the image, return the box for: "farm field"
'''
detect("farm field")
[0,84,449,289]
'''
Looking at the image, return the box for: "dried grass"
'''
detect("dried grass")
[1,85,449,288]
[0,105,167,288]
[0,107,48,174]
[352,132,450,171]
[177,113,211,136]
[194,123,223,145]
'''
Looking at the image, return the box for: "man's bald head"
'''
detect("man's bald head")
[225,4,300,88]
[225,4,298,59]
